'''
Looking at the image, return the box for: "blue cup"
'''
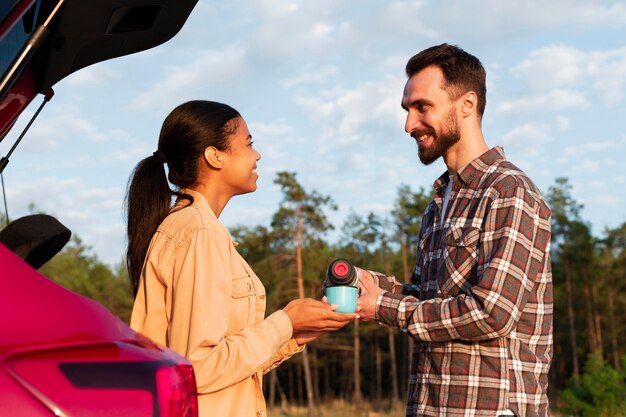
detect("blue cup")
[325,285,358,313]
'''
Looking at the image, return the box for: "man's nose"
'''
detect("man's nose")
[405,112,420,133]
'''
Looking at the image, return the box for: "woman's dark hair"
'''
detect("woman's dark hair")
[125,100,240,295]
[405,43,487,119]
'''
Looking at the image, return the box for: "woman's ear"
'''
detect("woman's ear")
[203,146,224,169]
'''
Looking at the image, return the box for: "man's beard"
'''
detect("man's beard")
[414,108,461,165]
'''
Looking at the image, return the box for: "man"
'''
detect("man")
[357,44,553,417]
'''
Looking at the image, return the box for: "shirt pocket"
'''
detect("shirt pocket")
[230,274,256,330]
[440,226,481,297]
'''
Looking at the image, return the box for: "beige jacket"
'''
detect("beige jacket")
[131,189,302,417]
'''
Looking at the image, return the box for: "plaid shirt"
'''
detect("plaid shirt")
[373,147,553,417]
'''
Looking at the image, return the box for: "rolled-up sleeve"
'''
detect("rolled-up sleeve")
[376,179,551,342]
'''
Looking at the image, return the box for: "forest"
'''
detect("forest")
[31,172,626,417]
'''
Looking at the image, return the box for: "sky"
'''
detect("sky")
[2,0,626,266]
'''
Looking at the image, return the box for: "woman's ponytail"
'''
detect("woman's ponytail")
[125,154,171,296]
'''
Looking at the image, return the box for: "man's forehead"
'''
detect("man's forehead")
[402,68,447,104]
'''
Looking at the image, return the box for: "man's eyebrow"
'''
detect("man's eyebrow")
[401,98,434,110]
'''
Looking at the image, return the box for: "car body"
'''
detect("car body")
[0,1,199,415]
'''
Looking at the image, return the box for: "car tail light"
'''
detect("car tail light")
[156,364,198,417]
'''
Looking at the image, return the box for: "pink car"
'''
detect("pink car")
[1,1,199,415]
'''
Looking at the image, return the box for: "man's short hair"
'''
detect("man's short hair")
[406,43,487,119]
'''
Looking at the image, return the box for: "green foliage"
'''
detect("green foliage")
[391,184,431,254]
[560,352,626,417]
[40,236,134,323]
[271,171,337,249]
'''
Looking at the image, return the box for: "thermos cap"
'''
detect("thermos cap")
[327,258,357,287]
[333,260,351,278]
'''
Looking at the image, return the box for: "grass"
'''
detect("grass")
[267,399,405,417]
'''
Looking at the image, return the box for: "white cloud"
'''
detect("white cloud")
[130,47,248,111]
[576,160,600,174]
[280,65,338,89]
[293,75,406,141]
[18,109,108,152]
[247,0,354,57]
[247,120,296,161]
[432,1,626,40]
[382,1,439,38]
[554,116,570,132]
[561,141,615,158]
[6,176,127,264]
[511,45,626,104]
[64,65,122,87]
[500,123,553,159]
[249,120,294,137]
[512,45,584,91]
[496,89,588,114]
[253,0,300,18]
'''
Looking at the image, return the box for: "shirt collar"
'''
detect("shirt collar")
[433,146,506,192]
[174,188,238,245]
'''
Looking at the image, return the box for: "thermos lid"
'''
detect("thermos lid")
[333,260,351,278]
[327,258,357,286]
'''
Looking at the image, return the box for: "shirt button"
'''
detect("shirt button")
[430,266,437,275]
[247,283,252,291]
[257,411,264,417]
[259,293,266,299]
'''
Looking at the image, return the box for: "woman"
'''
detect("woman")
[125,100,356,416]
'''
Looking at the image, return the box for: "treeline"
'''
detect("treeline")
[29,172,626,416]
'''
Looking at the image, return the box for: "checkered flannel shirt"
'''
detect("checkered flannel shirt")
[372,147,553,417]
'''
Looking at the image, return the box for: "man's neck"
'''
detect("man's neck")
[443,131,489,174]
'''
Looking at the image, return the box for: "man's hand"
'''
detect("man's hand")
[357,269,384,321]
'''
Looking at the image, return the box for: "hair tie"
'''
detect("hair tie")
[153,150,167,164]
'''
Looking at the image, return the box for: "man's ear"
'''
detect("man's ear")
[203,146,224,169]
[460,91,478,118]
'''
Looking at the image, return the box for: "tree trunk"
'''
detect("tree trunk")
[288,366,294,403]
[383,244,401,409]
[375,336,382,410]
[312,346,320,405]
[564,262,580,383]
[400,224,409,280]
[295,205,315,416]
[608,289,620,369]
[296,361,303,404]
[591,284,603,358]
[353,319,362,404]
[583,284,598,353]
[268,369,276,408]
[388,328,401,409]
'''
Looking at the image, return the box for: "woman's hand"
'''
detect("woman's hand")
[293,331,324,345]
[283,298,357,334]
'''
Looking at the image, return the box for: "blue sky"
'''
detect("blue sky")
[2,0,626,265]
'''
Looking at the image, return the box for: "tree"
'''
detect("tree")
[548,177,587,384]
[391,184,430,280]
[599,222,626,370]
[40,236,134,322]
[271,171,337,417]
[560,352,626,417]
